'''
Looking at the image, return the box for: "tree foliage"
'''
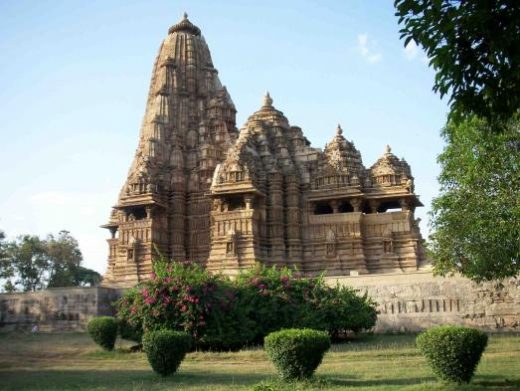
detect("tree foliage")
[429,116,520,281]
[0,230,101,292]
[395,0,520,124]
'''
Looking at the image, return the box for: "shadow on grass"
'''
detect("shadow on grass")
[322,375,435,387]
[1,369,268,390]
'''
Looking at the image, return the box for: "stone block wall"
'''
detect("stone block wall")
[329,271,520,332]
[1,272,519,333]
[0,287,121,332]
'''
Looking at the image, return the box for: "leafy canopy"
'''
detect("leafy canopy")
[0,230,101,292]
[395,0,520,124]
[429,116,520,281]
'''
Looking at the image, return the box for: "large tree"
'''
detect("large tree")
[0,230,101,292]
[429,116,520,281]
[5,235,50,292]
[395,0,520,124]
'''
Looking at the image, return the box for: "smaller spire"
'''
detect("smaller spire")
[183,12,188,19]
[385,144,392,154]
[336,124,343,136]
[263,91,273,107]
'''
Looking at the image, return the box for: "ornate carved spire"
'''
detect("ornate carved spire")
[168,12,201,36]
[336,124,343,136]
[385,144,392,154]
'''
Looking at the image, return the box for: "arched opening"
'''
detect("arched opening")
[339,201,354,213]
[227,196,245,211]
[377,200,402,213]
[314,202,333,215]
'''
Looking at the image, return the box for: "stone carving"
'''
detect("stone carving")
[103,15,426,285]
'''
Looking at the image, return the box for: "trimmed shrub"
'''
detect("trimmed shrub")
[264,328,331,380]
[87,316,118,351]
[416,326,488,383]
[143,329,192,376]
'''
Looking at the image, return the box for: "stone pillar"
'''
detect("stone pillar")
[285,175,302,264]
[329,200,339,213]
[267,172,285,264]
[350,198,362,212]
[369,200,379,214]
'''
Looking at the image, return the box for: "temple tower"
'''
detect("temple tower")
[103,14,238,287]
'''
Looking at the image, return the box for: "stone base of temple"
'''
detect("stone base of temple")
[1,272,518,333]
[328,271,520,332]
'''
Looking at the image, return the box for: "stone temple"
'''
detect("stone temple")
[3,15,518,334]
[102,14,426,287]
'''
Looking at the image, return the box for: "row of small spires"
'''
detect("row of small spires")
[262,91,395,156]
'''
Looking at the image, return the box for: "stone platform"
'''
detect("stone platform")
[0,286,120,332]
[1,272,518,333]
[328,271,520,332]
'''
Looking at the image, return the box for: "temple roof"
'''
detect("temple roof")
[168,13,201,36]
[370,145,412,178]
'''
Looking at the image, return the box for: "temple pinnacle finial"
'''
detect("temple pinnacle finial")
[336,124,343,136]
[168,12,201,36]
[385,144,392,154]
[263,91,273,107]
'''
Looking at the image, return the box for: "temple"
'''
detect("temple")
[102,14,426,287]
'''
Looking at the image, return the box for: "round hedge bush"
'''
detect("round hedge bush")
[143,329,192,376]
[87,316,118,351]
[416,325,488,383]
[264,328,331,380]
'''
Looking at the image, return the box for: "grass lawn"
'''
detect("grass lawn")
[0,332,519,390]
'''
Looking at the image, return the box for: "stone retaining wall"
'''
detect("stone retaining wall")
[1,272,519,333]
[0,287,120,331]
[328,271,520,332]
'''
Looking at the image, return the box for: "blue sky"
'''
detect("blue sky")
[0,0,448,274]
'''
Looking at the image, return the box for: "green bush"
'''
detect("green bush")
[416,326,488,383]
[115,288,143,343]
[87,316,118,351]
[264,328,331,380]
[115,262,377,351]
[143,329,192,376]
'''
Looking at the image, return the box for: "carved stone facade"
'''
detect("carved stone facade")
[103,15,426,286]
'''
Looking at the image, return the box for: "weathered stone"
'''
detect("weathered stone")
[0,287,120,331]
[102,15,426,286]
[330,272,520,332]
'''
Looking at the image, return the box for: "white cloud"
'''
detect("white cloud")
[29,191,70,205]
[357,33,382,64]
[404,40,418,60]
[404,40,430,64]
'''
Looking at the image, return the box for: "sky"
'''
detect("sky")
[0,0,448,274]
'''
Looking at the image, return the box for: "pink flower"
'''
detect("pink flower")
[258,284,267,290]
[142,289,149,298]
[130,306,137,314]
[144,296,156,305]
[164,277,173,284]
[180,305,188,312]
[150,272,157,280]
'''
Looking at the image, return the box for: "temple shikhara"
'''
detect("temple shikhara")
[102,14,426,287]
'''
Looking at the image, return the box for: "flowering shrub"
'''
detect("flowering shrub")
[117,261,254,351]
[116,261,377,350]
[236,266,377,341]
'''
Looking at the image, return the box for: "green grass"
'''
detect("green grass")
[0,332,519,390]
